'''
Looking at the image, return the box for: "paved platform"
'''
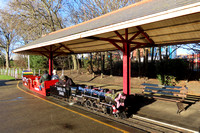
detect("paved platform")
[0,80,141,133]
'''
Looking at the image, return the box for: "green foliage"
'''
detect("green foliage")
[83,59,90,68]
[157,75,177,86]
[30,55,48,69]
[10,60,14,68]
[148,59,189,80]
[109,59,189,79]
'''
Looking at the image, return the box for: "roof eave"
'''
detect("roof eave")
[13,2,200,54]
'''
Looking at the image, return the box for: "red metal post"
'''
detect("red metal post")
[49,51,53,76]
[123,29,131,95]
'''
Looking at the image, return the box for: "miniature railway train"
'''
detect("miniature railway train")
[22,70,200,117]
[22,71,127,118]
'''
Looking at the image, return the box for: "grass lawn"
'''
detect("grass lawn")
[0,75,15,80]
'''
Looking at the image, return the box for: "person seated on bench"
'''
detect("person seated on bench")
[39,70,51,90]
[51,70,59,80]
[56,75,75,87]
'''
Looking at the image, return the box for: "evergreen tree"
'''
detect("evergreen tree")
[30,55,48,70]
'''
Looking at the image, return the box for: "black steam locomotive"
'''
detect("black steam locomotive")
[50,84,127,118]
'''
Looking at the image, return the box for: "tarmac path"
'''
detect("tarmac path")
[0,80,143,133]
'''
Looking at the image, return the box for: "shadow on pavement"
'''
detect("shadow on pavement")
[0,79,20,86]
[126,94,156,117]
[63,123,75,129]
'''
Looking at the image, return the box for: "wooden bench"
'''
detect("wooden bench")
[141,83,200,114]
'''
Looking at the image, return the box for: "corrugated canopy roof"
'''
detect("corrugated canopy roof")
[13,0,200,56]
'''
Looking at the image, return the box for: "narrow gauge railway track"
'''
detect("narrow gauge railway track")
[48,95,197,133]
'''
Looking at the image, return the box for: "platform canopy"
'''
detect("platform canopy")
[13,0,200,57]
[13,0,200,95]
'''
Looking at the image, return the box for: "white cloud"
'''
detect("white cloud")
[0,0,8,9]
[177,48,193,55]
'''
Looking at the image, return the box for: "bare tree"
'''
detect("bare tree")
[0,11,17,68]
[67,0,139,23]
[7,0,78,70]
[67,0,141,72]
[180,43,200,54]
[3,0,142,71]
[8,0,65,38]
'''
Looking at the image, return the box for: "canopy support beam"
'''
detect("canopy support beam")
[136,26,155,44]
[49,46,53,76]
[59,43,74,53]
[108,41,123,52]
[123,28,131,95]
[39,52,48,58]
[53,53,65,58]
[43,47,50,52]
[85,27,155,96]
[53,45,63,52]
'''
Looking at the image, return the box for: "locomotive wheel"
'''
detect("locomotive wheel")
[92,101,98,112]
[113,113,120,118]
[84,100,93,110]
[102,106,107,114]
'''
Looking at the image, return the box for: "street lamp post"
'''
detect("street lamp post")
[28,55,30,70]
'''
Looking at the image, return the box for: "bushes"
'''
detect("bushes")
[108,59,189,80]
[157,75,177,86]
[30,55,48,70]
[155,59,189,80]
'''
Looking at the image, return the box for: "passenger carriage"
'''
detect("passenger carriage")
[22,71,59,96]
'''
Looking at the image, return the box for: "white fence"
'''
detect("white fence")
[0,68,43,79]
[0,68,64,79]
[0,68,23,79]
